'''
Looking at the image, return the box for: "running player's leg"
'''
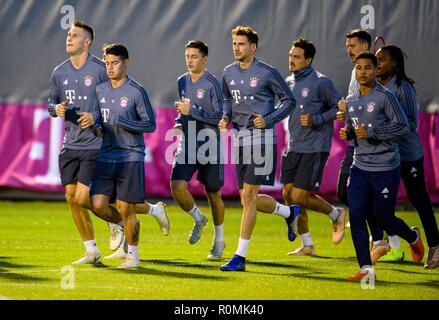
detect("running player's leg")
[371,166,424,264]
[60,149,101,264]
[206,190,226,258]
[346,165,375,280]
[171,163,207,244]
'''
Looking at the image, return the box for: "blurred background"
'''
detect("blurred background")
[0,0,438,205]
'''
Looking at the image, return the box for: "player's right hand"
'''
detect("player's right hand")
[218,116,229,131]
[339,125,350,140]
[56,101,68,117]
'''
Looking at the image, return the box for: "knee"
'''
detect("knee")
[241,188,258,206]
[75,194,89,208]
[65,190,76,205]
[282,188,293,205]
[90,198,106,214]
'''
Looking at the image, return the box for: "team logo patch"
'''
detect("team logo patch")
[196,89,205,99]
[366,102,375,112]
[120,97,129,107]
[249,77,259,88]
[84,76,93,87]
[301,88,310,97]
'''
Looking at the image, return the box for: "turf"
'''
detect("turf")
[0,200,438,300]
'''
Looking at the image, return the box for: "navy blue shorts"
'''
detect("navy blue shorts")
[280,151,329,191]
[58,148,100,186]
[89,161,145,204]
[234,144,277,190]
[171,162,224,193]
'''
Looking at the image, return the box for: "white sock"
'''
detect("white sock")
[127,245,139,259]
[84,240,99,254]
[328,207,339,222]
[213,223,224,243]
[235,238,250,258]
[300,232,313,246]
[147,203,161,218]
[272,202,291,219]
[188,204,204,222]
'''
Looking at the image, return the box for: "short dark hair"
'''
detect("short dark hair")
[73,20,94,42]
[102,44,129,60]
[292,38,316,60]
[346,29,371,49]
[355,51,377,66]
[232,26,259,47]
[185,40,208,57]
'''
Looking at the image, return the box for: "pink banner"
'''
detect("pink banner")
[1,103,438,202]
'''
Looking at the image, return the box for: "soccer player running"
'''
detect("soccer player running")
[375,45,439,269]
[48,21,122,264]
[283,38,346,256]
[337,29,389,263]
[170,40,226,258]
[47,22,169,264]
[90,44,157,268]
[218,26,301,271]
[340,52,424,280]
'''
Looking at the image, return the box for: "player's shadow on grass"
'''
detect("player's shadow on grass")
[289,272,439,288]
[140,259,221,271]
[111,265,228,281]
[0,257,50,282]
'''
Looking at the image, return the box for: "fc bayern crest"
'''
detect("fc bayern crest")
[196,89,205,99]
[84,76,93,87]
[120,97,129,107]
[301,88,310,97]
[366,102,375,112]
[250,77,259,88]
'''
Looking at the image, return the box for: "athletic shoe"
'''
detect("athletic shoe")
[424,245,439,269]
[117,254,140,268]
[409,227,425,263]
[370,240,391,264]
[207,241,226,258]
[154,202,170,236]
[332,207,346,244]
[285,205,301,242]
[378,247,404,262]
[346,269,376,281]
[189,215,207,244]
[72,252,102,265]
[220,254,245,271]
[109,224,124,251]
[105,236,128,259]
[287,245,316,256]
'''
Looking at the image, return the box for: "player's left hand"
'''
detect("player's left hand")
[355,123,368,139]
[77,112,95,129]
[252,113,266,129]
[175,97,191,115]
[300,110,312,127]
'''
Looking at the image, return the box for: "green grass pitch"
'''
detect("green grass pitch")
[0,200,438,300]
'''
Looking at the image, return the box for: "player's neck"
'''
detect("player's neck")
[239,56,255,70]
[70,50,89,69]
[360,81,375,96]
[378,73,394,86]
[110,75,128,88]
[190,69,205,83]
